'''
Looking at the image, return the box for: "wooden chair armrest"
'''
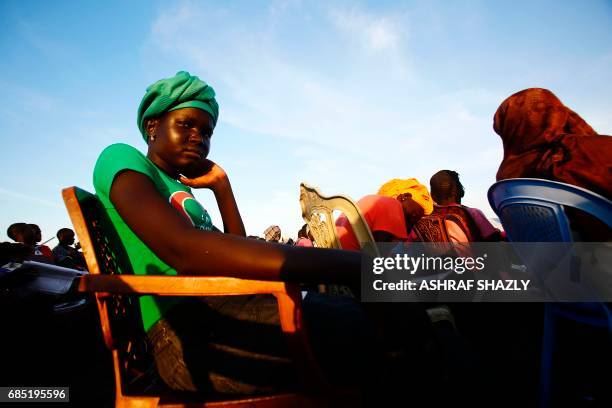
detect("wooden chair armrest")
[77,274,294,296]
[79,274,326,388]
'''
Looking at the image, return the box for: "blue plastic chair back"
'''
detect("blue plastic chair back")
[488,178,612,407]
[488,178,612,243]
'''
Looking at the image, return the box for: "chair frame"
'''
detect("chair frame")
[299,183,379,257]
[487,178,612,408]
[299,182,456,326]
[488,178,612,234]
[62,186,353,408]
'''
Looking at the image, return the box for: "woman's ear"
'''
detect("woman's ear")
[145,119,159,143]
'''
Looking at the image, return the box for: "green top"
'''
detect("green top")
[93,143,215,332]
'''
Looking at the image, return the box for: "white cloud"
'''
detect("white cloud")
[144,2,544,229]
[328,7,402,52]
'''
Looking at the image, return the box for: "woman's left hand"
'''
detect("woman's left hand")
[179,159,229,191]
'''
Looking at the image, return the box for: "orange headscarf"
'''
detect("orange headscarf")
[377,178,434,215]
[494,88,612,198]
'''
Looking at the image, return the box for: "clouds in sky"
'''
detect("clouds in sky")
[1,0,610,240]
[139,0,612,236]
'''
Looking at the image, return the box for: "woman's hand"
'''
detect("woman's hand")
[179,159,228,192]
[179,159,246,235]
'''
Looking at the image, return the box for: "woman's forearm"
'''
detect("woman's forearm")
[213,178,246,236]
[112,170,360,285]
[175,229,361,285]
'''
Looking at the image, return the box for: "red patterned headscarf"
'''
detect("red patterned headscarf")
[494,88,612,199]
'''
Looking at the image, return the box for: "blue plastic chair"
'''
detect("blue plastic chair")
[488,178,612,408]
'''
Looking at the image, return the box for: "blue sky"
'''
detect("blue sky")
[1,0,611,244]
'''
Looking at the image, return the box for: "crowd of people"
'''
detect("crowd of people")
[89,72,611,401]
[1,223,87,270]
[1,71,610,405]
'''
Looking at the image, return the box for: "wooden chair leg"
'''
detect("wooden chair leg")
[112,350,160,408]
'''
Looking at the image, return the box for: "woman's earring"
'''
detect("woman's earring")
[150,133,156,141]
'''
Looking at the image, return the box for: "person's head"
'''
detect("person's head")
[56,228,75,246]
[7,223,35,245]
[137,71,219,178]
[378,178,434,230]
[264,225,282,242]
[396,193,425,229]
[493,88,597,156]
[430,170,465,205]
[298,224,309,239]
[29,224,42,243]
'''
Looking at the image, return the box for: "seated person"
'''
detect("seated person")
[263,225,282,242]
[494,88,611,198]
[0,242,32,267]
[93,71,426,397]
[335,178,434,251]
[494,88,611,240]
[52,228,87,270]
[295,224,313,247]
[427,170,503,243]
[6,223,53,264]
[7,223,32,246]
[29,224,54,262]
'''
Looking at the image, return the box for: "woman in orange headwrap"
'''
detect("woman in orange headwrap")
[335,178,433,251]
[494,88,612,198]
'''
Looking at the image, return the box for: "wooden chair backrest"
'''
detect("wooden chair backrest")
[413,204,484,255]
[62,187,152,393]
[62,187,344,407]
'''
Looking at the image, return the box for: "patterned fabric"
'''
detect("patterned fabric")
[264,225,281,242]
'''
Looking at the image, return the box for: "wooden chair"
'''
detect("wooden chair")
[412,205,483,257]
[413,205,482,243]
[62,186,357,408]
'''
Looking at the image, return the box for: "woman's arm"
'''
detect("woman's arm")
[180,159,245,236]
[110,170,361,284]
[210,179,246,236]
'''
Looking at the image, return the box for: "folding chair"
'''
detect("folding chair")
[62,186,358,408]
[488,178,612,408]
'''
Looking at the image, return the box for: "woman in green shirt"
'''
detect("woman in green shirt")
[93,71,405,395]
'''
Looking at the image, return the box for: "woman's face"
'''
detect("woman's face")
[397,192,425,229]
[147,107,214,177]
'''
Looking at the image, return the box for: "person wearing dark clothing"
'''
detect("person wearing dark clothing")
[494,88,611,199]
[6,223,54,264]
[427,170,502,242]
[29,224,54,262]
[494,88,611,240]
[52,228,87,270]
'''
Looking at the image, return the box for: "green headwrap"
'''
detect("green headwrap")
[137,71,219,141]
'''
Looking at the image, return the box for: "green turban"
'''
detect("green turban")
[137,71,219,141]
